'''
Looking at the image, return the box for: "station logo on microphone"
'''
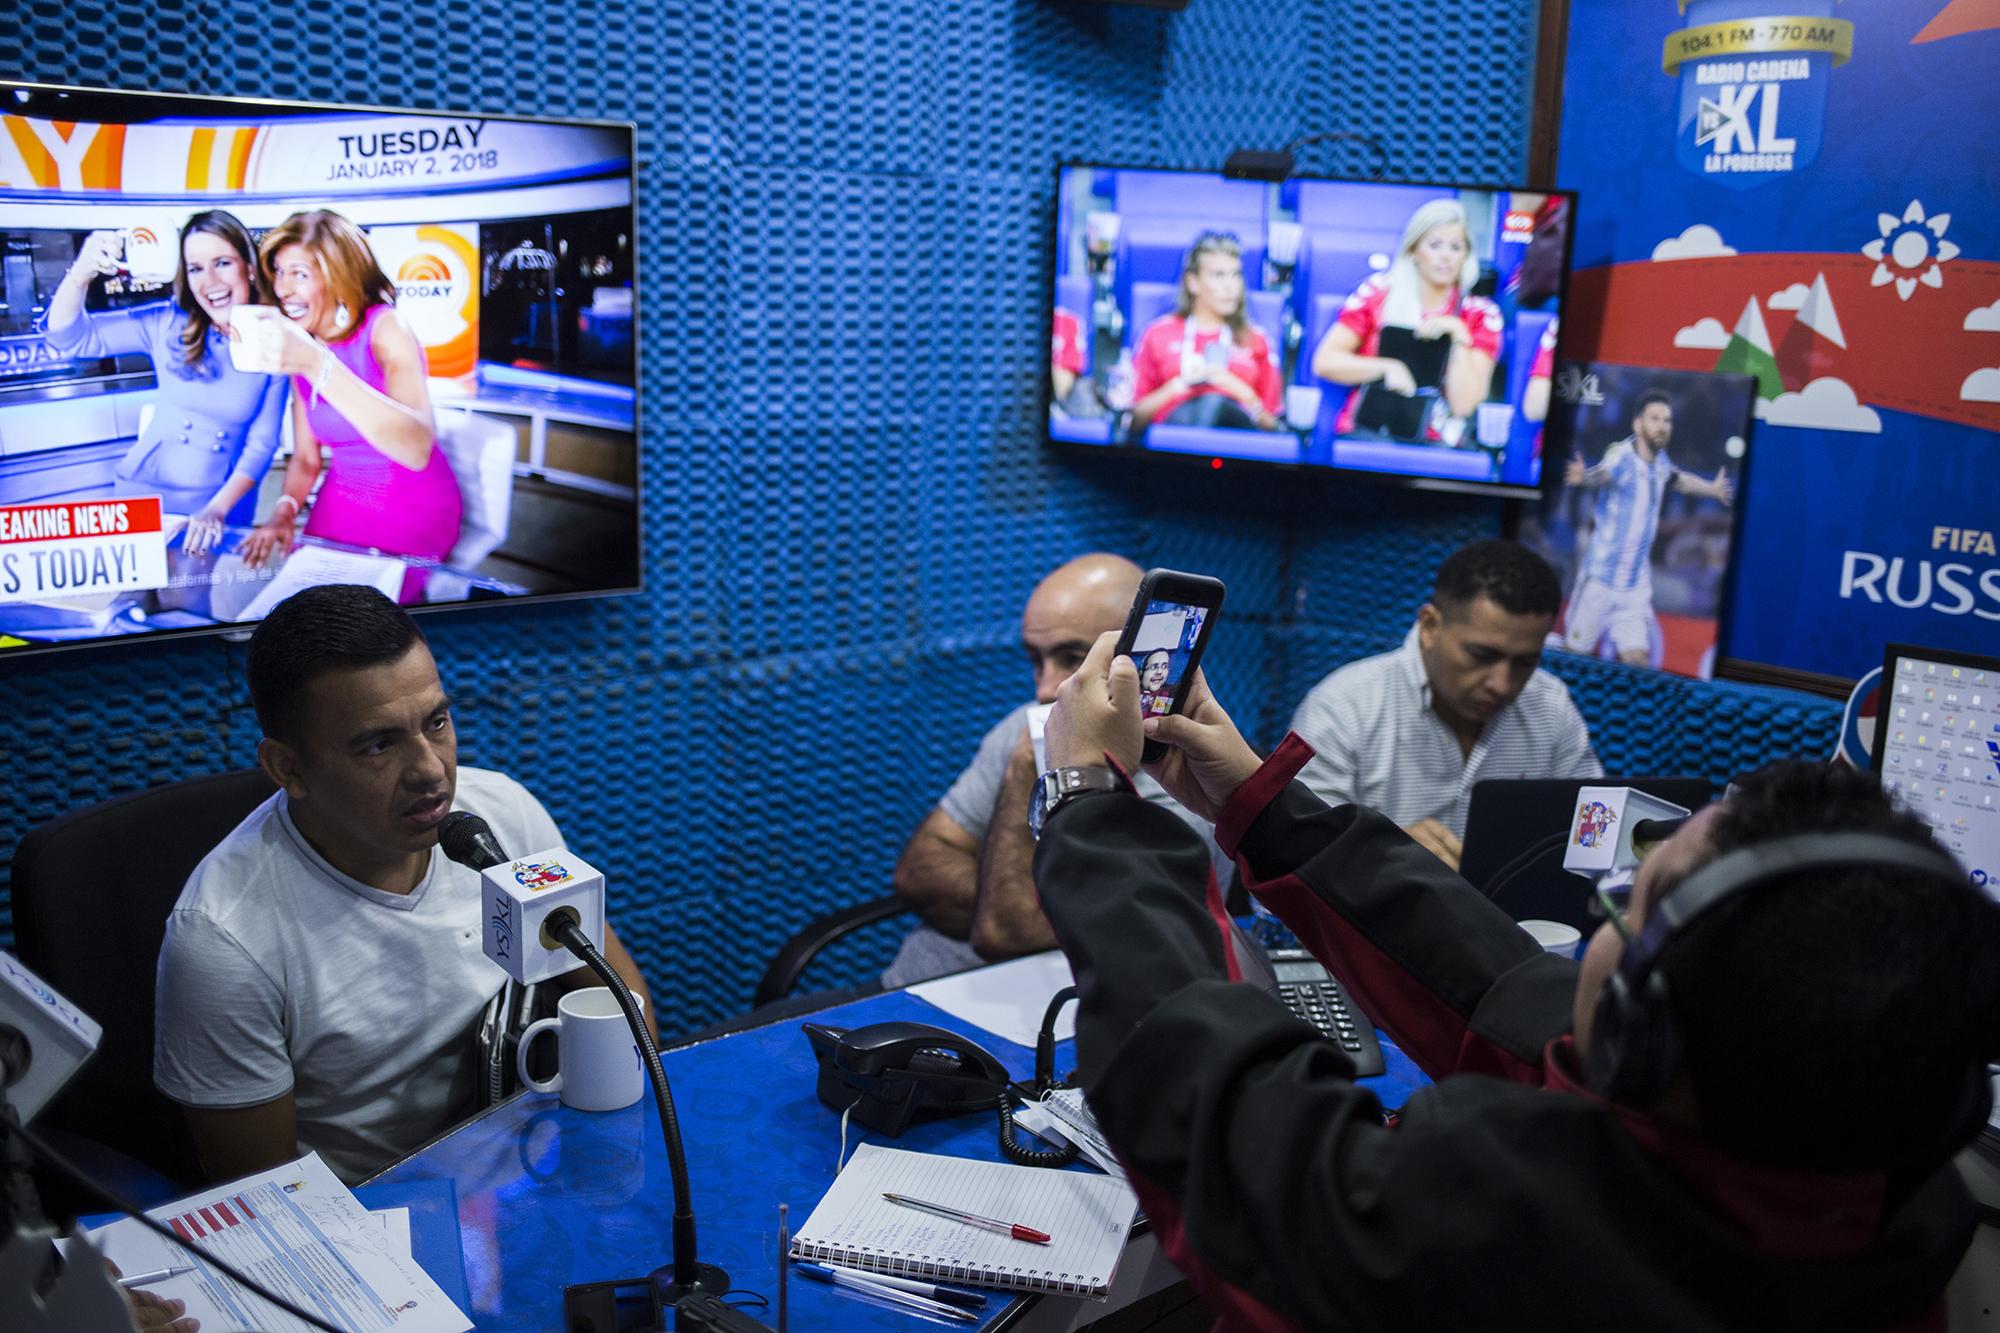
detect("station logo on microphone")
[0,498,169,604]
[1573,800,1617,849]
[512,860,572,892]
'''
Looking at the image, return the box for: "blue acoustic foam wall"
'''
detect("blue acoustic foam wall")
[2,0,1831,1042]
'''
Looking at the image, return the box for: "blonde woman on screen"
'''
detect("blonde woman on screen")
[1311,198,1502,440]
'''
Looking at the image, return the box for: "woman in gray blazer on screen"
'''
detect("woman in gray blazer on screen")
[44,210,289,553]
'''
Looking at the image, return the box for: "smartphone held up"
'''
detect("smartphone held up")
[1114,569,1225,763]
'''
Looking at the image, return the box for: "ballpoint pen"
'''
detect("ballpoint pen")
[882,1191,1052,1244]
[776,1204,789,1333]
[822,1261,986,1310]
[117,1265,198,1288]
[792,1261,976,1322]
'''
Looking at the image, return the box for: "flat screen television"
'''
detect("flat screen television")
[0,82,639,658]
[1046,164,1576,498]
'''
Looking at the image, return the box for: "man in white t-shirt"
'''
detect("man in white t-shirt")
[881,554,1227,987]
[155,585,655,1183]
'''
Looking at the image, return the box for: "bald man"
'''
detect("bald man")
[881,554,1228,987]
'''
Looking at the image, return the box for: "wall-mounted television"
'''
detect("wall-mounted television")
[0,82,639,658]
[1046,164,1575,498]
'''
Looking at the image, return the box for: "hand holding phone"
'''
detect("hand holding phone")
[1137,668,1263,823]
[1113,569,1225,763]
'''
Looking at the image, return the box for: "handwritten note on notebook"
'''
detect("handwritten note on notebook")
[790,1144,1138,1299]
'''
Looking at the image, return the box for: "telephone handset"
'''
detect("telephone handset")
[803,1020,1010,1135]
[803,1017,1081,1167]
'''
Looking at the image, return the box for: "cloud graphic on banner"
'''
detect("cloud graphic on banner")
[1768,283,1810,310]
[1758,378,1883,432]
[1966,301,2000,333]
[1652,225,1736,261]
[1861,201,1959,301]
[1673,317,1732,349]
[1963,368,2000,403]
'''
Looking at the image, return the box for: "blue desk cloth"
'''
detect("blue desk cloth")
[373,987,1428,1331]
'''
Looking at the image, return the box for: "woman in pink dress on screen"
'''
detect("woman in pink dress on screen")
[240,209,460,601]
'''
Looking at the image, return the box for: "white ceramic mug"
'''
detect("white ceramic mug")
[225,305,288,375]
[516,987,645,1112]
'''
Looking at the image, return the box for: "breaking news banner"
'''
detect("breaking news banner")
[1556,0,2000,681]
[0,498,168,603]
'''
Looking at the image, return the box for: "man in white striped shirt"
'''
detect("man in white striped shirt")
[1561,389,1733,665]
[1290,540,1601,869]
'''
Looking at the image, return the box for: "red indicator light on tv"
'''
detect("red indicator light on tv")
[1210,458,1223,470]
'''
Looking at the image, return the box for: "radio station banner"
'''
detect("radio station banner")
[0,111,628,200]
[1557,0,2000,680]
[0,498,167,604]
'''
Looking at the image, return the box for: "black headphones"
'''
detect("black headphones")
[1588,831,1988,1145]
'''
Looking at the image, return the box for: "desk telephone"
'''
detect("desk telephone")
[1256,948,1385,1078]
[802,1019,1011,1134]
[804,931,1383,1140]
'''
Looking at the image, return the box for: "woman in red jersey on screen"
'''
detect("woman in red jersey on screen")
[1128,232,1281,435]
[240,209,460,601]
[1311,198,1501,444]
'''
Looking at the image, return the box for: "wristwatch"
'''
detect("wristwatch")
[1028,765,1124,840]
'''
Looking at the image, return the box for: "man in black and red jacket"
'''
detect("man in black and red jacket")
[1032,631,1998,1331]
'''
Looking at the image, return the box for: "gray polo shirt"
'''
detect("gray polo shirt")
[882,703,1228,988]
[1288,627,1602,838]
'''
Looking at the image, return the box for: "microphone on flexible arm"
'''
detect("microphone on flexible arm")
[438,811,730,1305]
[1558,787,1696,921]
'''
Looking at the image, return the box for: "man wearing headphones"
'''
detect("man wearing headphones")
[1031,630,1998,1330]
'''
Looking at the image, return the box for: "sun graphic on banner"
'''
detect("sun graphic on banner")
[1862,200,1959,301]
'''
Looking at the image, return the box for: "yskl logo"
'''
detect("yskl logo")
[1555,364,1606,406]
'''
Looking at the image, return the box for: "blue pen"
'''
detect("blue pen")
[821,1261,987,1310]
[792,1261,977,1322]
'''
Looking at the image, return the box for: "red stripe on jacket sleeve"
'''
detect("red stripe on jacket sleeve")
[1215,733,1315,860]
[1247,867,1546,1085]
[1126,1165,1301,1331]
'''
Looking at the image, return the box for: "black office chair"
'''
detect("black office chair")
[752,894,908,1008]
[677,897,910,1043]
[11,768,277,1189]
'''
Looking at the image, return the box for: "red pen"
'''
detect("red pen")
[882,1191,1052,1244]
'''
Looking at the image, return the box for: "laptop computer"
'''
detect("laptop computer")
[1459,777,1714,929]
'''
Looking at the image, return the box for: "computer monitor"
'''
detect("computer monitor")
[1872,643,2000,899]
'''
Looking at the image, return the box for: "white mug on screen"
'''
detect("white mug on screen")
[517,987,645,1112]
[225,305,289,375]
[1284,385,1323,432]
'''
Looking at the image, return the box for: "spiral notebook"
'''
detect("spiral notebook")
[789,1144,1139,1299]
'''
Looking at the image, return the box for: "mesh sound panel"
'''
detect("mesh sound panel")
[2,0,1714,1041]
[1543,653,1843,793]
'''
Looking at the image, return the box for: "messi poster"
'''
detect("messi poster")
[1557,1,2000,683]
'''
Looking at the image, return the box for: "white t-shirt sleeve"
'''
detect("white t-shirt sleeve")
[495,773,565,855]
[154,908,295,1108]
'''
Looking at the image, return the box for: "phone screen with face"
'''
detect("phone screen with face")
[1115,570,1225,763]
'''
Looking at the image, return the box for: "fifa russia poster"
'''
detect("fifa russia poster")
[1557,0,2000,681]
